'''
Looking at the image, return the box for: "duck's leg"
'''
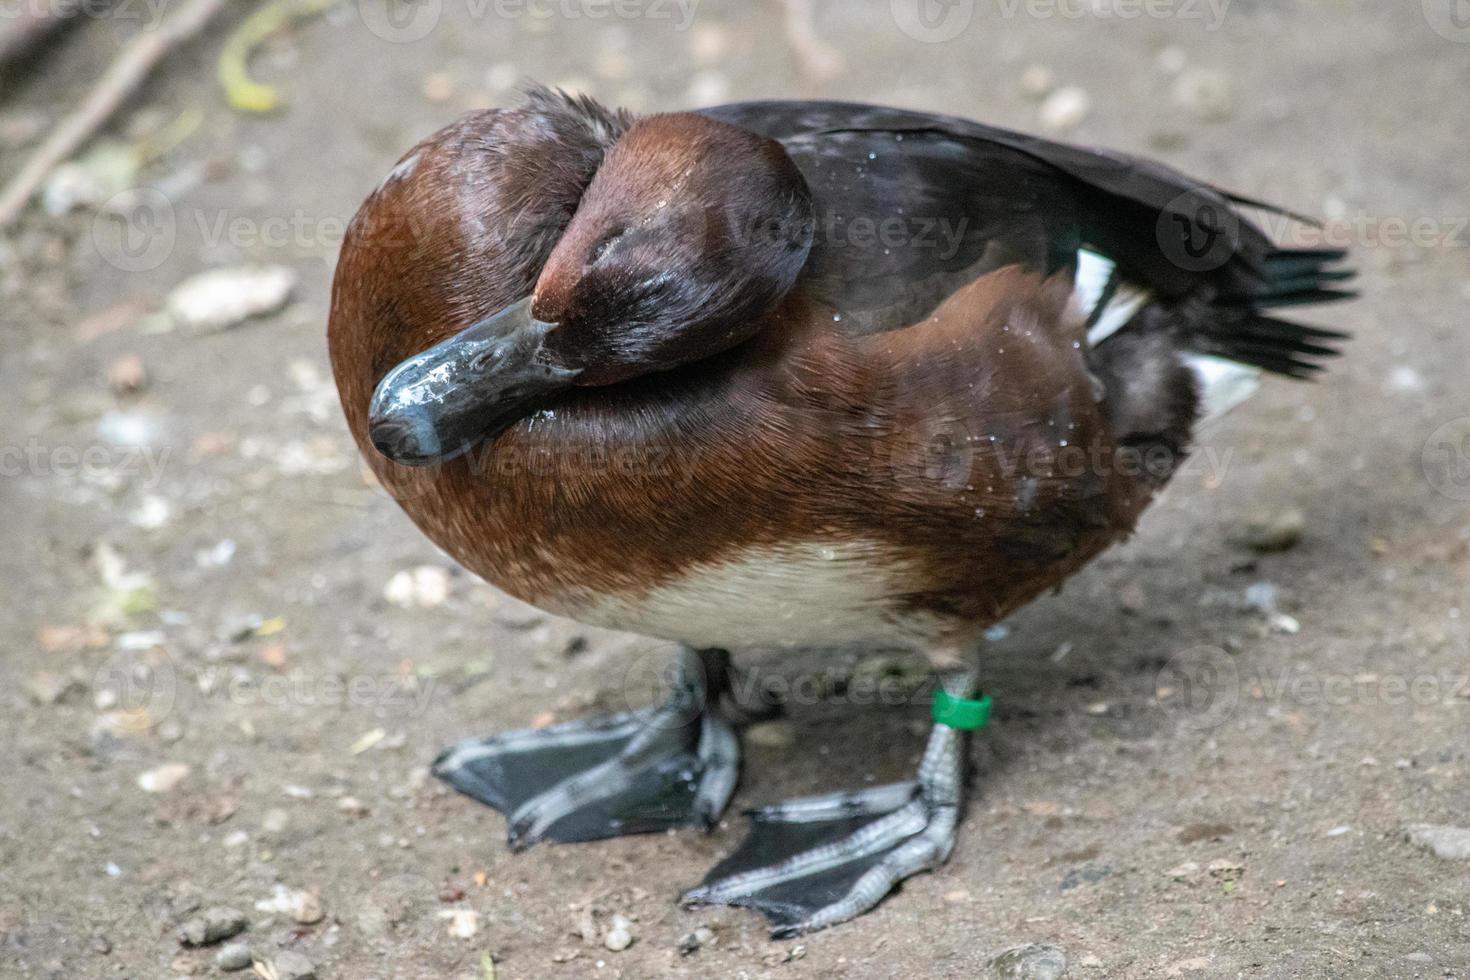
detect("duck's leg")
[433,647,740,849]
[681,664,988,937]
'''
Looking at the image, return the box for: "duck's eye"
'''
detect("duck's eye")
[587,229,625,266]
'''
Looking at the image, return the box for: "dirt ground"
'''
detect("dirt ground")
[3,1,1469,977]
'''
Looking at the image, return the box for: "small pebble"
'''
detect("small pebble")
[442,908,479,938]
[484,63,518,92]
[1172,69,1234,123]
[214,941,252,971]
[137,763,190,794]
[1269,613,1301,635]
[1241,509,1304,552]
[1118,582,1146,613]
[689,23,729,65]
[337,796,369,817]
[26,671,81,706]
[1038,86,1090,133]
[421,72,456,103]
[1019,64,1055,99]
[745,719,796,749]
[165,265,295,333]
[254,884,323,924]
[687,70,730,106]
[1206,858,1243,878]
[1405,823,1470,861]
[179,906,247,946]
[987,943,1067,980]
[384,566,451,609]
[1387,364,1426,393]
[1156,46,1186,74]
[259,950,316,980]
[130,495,172,530]
[107,354,148,395]
[603,914,634,952]
[196,539,237,568]
[676,925,715,955]
[1244,581,1281,615]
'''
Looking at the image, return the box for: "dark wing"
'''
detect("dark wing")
[700,100,1352,374]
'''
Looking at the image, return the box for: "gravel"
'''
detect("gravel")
[603,914,635,952]
[214,941,254,971]
[987,943,1068,979]
[178,906,248,947]
[1038,86,1090,132]
[258,950,317,980]
[1240,508,1306,552]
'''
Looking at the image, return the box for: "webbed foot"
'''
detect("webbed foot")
[681,673,985,937]
[433,647,739,848]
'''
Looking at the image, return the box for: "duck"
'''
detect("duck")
[328,85,1353,937]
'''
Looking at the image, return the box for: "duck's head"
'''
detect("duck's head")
[350,101,813,467]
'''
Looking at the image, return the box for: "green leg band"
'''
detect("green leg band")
[932,689,992,731]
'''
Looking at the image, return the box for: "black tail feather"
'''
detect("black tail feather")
[1192,311,1348,378]
[1194,245,1354,377]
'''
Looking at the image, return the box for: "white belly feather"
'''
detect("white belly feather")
[565,541,944,650]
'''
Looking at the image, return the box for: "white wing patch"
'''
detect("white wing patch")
[1077,251,1260,421]
[1087,282,1149,347]
[1075,249,1150,347]
[1073,249,1114,320]
[1184,352,1262,422]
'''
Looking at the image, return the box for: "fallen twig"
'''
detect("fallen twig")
[0,0,230,229]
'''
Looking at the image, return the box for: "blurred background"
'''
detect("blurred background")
[2,1,1467,977]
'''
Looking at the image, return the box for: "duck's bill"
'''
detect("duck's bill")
[367,297,578,466]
